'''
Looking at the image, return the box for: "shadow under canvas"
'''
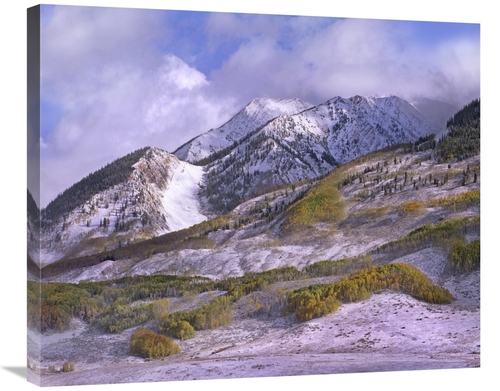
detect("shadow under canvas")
[3,366,27,379]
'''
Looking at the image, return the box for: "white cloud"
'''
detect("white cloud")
[142,55,227,138]
[41,6,166,83]
[158,55,209,90]
[210,17,479,106]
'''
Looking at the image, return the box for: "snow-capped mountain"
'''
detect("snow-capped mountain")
[36,93,456,263]
[174,97,314,163]
[200,94,453,212]
[38,147,207,265]
[311,95,435,163]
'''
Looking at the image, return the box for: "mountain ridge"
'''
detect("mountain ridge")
[199,94,456,213]
[174,95,456,166]
[33,93,460,264]
[173,97,314,163]
[34,147,208,265]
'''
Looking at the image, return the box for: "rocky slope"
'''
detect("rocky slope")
[38,147,207,265]
[44,146,480,283]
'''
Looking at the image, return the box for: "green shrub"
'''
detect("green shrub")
[27,281,101,333]
[449,239,480,273]
[158,295,233,334]
[372,217,480,260]
[93,302,155,333]
[303,255,372,278]
[428,189,480,209]
[289,290,341,322]
[160,320,195,340]
[129,327,181,359]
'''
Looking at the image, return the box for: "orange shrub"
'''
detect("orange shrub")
[398,201,425,216]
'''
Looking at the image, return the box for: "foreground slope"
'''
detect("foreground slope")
[31,281,479,386]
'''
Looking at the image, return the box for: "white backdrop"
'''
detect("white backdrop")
[1,1,496,391]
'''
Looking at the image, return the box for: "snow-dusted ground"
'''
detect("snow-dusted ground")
[28,253,480,386]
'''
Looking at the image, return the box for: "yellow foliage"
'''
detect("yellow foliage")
[287,263,454,322]
[398,201,425,216]
[428,189,480,208]
[286,175,345,228]
[62,361,75,372]
[130,327,181,359]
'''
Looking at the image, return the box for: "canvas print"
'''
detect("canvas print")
[27,4,480,387]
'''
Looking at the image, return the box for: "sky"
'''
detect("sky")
[34,4,480,207]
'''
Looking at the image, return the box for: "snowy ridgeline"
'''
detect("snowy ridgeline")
[175,95,453,165]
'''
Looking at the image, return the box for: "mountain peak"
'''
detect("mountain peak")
[174,97,314,163]
[246,97,310,111]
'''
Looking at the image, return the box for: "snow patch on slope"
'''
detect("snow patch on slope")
[159,160,207,233]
